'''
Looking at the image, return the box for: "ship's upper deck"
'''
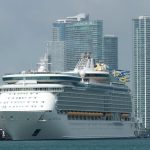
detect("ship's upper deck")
[2,73,81,84]
[1,52,127,88]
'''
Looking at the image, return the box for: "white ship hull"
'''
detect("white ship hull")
[0,111,135,140]
[0,85,135,140]
[0,53,136,140]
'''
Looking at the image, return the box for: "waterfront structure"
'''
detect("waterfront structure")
[103,35,118,70]
[133,16,150,130]
[0,53,135,140]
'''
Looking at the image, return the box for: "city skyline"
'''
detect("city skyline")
[0,0,150,79]
[50,13,117,72]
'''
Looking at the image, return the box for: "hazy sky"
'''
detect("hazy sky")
[0,0,150,79]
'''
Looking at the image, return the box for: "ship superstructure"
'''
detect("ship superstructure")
[0,53,135,140]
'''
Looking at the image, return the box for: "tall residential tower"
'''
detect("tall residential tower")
[133,16,150,130]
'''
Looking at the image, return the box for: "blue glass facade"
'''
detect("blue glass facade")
[103,35,118,70]
[48,41,64,72]
[52,23,66,41]
[64,20,103,71]
[50,14,103,72]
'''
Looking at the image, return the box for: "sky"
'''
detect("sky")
[0,0,150,80]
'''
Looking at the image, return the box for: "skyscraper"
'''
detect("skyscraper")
[52,23,66,41]
[103,35,118,70]
[49,13,90,71]
[133,16,150,130]
[47,41,64,72]
[64,20,103,70]
[52,13,89,41]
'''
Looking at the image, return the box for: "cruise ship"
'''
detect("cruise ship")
[0,53,135,140]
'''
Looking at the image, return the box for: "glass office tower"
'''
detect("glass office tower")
[52,23,66,41]
[52,13,89,41]
[50,14,90,71]
[47,41,64,72]
[65,20,103,71]
[103,35,118,70]
[133,16,150,130]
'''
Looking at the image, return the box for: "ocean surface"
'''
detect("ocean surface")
[0,138,149,150]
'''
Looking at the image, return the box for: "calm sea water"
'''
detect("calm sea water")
[0,138,149,150]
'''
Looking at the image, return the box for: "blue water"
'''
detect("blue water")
[0,138,149,150]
